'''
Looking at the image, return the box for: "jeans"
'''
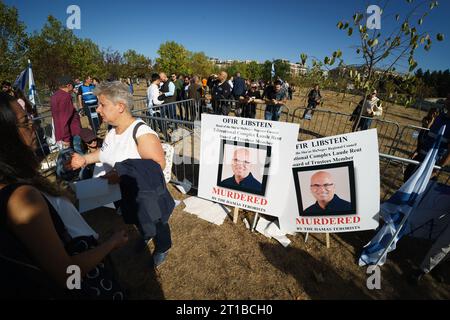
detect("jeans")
[72,135,83,154]
[138,220,172,253]
[265,105,282,121]
[357,118,373,131]
[84,105,101,134]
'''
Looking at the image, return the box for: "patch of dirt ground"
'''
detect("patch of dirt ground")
[82,183,450,300]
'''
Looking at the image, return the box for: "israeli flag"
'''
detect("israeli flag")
[27,60,36,106]
[13,60,36,107]
[271,63,275,79]
[359,125,446,266]
[13,68,28,92]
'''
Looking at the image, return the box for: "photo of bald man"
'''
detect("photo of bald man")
[304,171,352,215]
[217,141,271,196]
[221,148,263,193]
[293,161,356,217]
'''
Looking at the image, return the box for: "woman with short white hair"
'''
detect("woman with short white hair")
[70,81,171,267]
[71,81,165,173]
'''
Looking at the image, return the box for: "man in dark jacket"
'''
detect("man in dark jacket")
[232,72,246,100]
[211,71,233,115]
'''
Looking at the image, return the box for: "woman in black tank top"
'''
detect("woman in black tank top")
[0,92,128,299]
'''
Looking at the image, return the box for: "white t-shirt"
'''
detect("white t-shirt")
[147,83,163,108]
[99,119,158,171]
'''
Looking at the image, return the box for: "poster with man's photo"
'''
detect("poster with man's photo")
[279,129,380,233]
[198,114,299,216]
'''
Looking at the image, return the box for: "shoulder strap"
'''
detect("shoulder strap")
[133,121,147,146]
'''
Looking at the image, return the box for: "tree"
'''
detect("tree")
[72,39,104,79]
[102,48,124,81]
[156,41,191,75]
[331,0,445,130]
[0,1,29,81]
[28,16,79,89]
[225,61,248,79]
[188,51,214,77]
[246,61,263,81]
[123,49,151,78]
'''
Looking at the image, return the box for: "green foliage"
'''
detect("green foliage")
[28,16,79,89]
[101,48,124,81]
[0,1,29,81]
[415,68,450,97]
[188,51,214,77]
[156,41,191,75]
[123,49,151,78]
[334,0,445,98]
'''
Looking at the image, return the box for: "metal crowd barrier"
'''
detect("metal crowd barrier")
[379,153,450,200]
[290,107,401,155]
[137,113,200,191]
[390,125,429,159]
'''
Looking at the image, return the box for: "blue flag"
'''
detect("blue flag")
[359,125,446,266]
[13,60,36,106]
[27,61,36,106]
[271,63,275,79]
[14,68,28,91]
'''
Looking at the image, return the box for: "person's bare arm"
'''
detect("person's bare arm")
[70,149,100,170]
[276,97,288,105]
[137,134,166,170]
[6,185,128,288]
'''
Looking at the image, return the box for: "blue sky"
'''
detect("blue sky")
[6,0,450,71]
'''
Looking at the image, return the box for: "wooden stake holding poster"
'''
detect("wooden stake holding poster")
[233,207,239,224]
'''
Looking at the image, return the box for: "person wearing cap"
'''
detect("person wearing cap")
[50,76,82,153]
[79,127,102,153]
[241,83,262,118]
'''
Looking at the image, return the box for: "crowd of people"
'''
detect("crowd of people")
[145,71,295,122]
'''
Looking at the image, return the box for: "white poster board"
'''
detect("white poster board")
[198,114,299,217]
[71,178,121,213]
[279,129,380,233]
